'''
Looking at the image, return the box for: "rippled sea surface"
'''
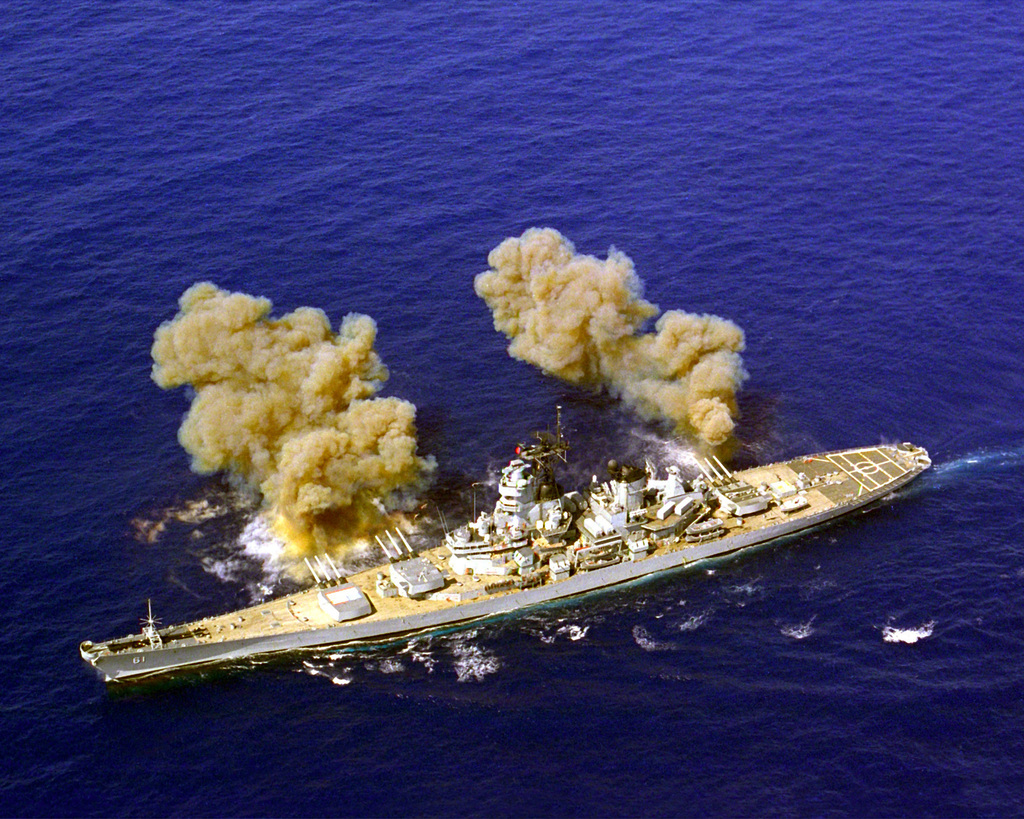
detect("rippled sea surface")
[3,2,1024,815]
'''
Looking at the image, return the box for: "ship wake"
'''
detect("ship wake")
[926,445,1024,487]
[301,631,503,686]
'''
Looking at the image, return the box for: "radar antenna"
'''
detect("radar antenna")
[514,406,570,498]
[471,482,484,521]
[141,599,163,649]
[434,503,451,537]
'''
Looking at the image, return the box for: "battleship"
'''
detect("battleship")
[81,413,931,684]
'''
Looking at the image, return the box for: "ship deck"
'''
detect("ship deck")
[88,444,926,661]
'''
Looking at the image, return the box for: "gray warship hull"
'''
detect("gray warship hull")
[81,442,930,685]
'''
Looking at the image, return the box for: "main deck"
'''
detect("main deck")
[81,443,930,682]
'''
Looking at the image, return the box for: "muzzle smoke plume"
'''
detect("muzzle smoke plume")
[151,283,432,551]
[475,228,747,445]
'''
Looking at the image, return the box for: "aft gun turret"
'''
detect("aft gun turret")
[374,530,445,599]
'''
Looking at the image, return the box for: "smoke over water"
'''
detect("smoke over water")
[151,283,433,553]
[474,228,747,446]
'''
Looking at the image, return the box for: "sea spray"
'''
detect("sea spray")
[475,228,747,446]
[151,283,434,553]
[882,620,936,644]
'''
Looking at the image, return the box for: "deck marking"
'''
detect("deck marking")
[824,447,909,496]
[875,447,909,476]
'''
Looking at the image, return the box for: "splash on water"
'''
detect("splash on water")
[198,513,291,601]
[882,620,936,644]
[632,625,677,652]
[678,613,710,632]
[373,658,405,674]
[450,632,501,682]
[236,515,290,584]
[779,615,817,640]
[300,660,353,686]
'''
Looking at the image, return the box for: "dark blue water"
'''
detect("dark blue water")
[3,1,1024,815]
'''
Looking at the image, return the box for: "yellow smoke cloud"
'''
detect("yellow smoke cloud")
[151,282,432,550]
[475,228,747,445]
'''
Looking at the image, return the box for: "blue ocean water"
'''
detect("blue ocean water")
[3,1,1024,815]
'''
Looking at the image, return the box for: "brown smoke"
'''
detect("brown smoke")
[475,228,747,445]
[151,283,432,551]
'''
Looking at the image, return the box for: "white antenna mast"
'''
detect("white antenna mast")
[434,504,450,536]
[471,482,483,521]
[141,599,163,649]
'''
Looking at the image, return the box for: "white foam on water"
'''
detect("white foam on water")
[398,638,438,672]
[451,639,500,683]
[301,662,353,686]
[632,625,676,652]
[409,648,436,673]
[539,621,590,643]
[925,446,1024,490]
[800,576,837,600]
[677,610,711,632]
[727,580,761,596]
[780,615,816,640]
[725,580,762,608]
[200,555,248,583]
[236,514,289,585]
[198,514,293,601]
[623,428,702,475]
[557,624,589,641]
[882,620,936,644]
[201,513,289,582]
[377,658,405,674]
